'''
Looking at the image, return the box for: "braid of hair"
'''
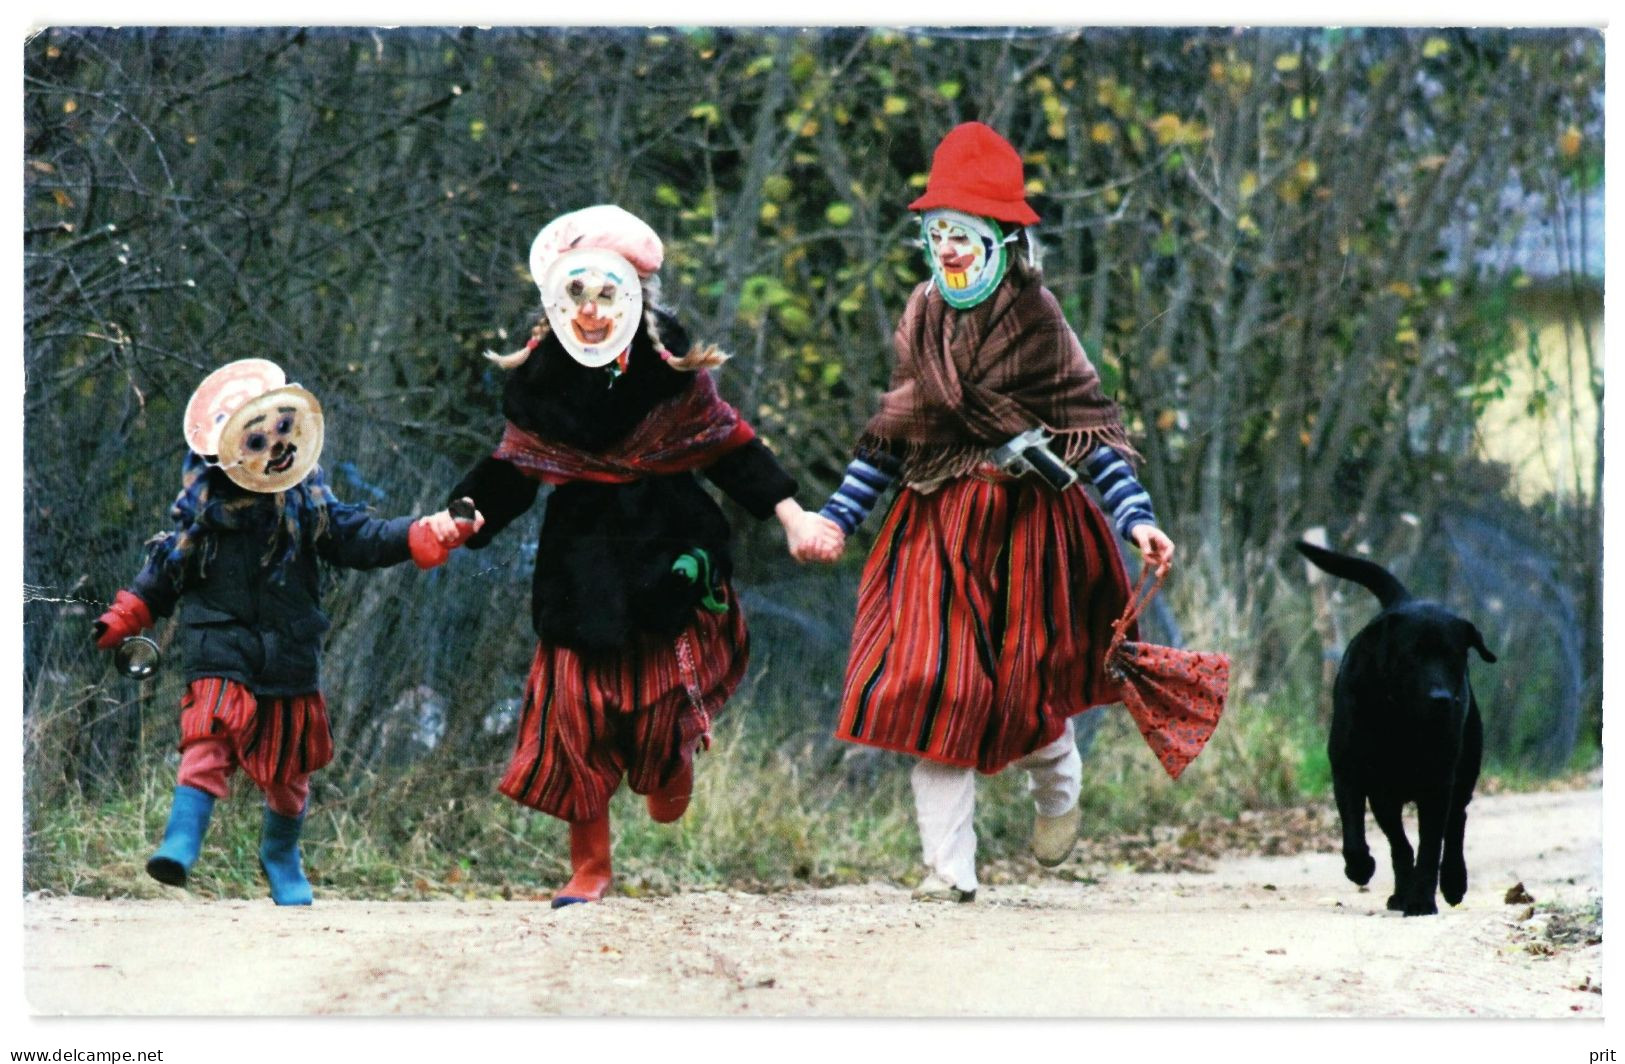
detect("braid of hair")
[639,275,727,371]
[483,315,550,370]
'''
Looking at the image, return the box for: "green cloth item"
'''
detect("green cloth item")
[671,548,728,614]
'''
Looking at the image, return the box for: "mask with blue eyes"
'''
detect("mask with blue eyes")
[920,209,1009,309]
[214,384,325,493]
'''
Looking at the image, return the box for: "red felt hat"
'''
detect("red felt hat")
[908,122,1039,226]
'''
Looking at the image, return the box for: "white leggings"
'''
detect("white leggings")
[910,717,1083,892]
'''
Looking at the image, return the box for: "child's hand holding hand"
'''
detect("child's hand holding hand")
[789,513,846,563]
[775,499,846,564]
[409,499,486,569]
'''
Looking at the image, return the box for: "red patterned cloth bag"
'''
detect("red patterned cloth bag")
[1103,566,1229,780]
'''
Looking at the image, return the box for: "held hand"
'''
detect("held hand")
[774,498,845,564]
[93,590,153,650]
[1131,525,1176,574]
[409,503,485,570]
[789,512,846,564]
[421,499,485,547]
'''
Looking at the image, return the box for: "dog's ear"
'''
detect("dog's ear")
[1459,620,1497,663]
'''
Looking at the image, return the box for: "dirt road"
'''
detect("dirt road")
[23,787,1601,1018]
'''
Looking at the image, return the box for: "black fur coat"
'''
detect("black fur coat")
[450,309,796,652]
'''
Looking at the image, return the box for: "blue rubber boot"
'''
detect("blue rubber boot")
[146,785,216,887]
[258,807,314,906]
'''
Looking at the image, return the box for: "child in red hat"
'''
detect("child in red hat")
[797,123,1175,901]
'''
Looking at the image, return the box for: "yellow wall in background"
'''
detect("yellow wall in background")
[1474,312,1602,506]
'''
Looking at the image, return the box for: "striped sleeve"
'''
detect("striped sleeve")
[1083,445,1158,539]
[818,449,902,536]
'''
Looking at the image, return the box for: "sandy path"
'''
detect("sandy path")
[23,788,1601,1018]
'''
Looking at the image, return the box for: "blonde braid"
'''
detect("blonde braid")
[644,279,730,371]
[483,317,550,370]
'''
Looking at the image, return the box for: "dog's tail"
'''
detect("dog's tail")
[1294,541,1410,608]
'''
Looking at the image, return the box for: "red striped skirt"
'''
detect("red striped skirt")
[177,678,334,789]
[835,476,1133,773]
[498,598,749,822]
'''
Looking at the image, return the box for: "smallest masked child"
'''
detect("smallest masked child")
[93,359,483,905]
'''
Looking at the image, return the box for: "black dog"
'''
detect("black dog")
[1296,541,1497,916]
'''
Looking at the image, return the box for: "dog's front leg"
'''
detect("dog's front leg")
[1401,789,1449,916]
[1332,770,1375,886]
[1441,698,1484,907]
[1368,798,1414,911]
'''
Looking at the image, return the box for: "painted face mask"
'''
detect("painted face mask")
[540,248,643,368]
[215,385,325,493]
[920,209,1008,309]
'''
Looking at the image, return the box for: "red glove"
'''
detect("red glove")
[408,519,451,570]
[409,502,481,570]
[93,590,154,650]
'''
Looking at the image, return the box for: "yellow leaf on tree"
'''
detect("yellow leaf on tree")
[1274,54,1300,72]
[1150,114,1183,145]
[1422,37,1450,58]
[1090,122,1115,144]
[1238,171,1259,200]
[1559,126,1583,159]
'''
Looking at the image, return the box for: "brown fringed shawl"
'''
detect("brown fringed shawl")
[858,280,1139,484]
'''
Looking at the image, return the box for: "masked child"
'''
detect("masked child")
[449,204,834,907]
[798,123,1175,902]
[93,358,481,904]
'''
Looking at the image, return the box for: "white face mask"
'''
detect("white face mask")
[540,248,643,368]
[920,209,1008,309]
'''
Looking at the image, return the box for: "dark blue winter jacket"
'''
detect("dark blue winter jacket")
[130,470,413,696]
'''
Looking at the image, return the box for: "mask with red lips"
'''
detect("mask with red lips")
[920,209,1008,309]
[539,248,643,368]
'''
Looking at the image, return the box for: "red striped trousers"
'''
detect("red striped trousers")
[498,598,749,822]
[175,678,333,814]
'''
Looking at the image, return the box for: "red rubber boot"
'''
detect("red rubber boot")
[646,760,693,824]
[551,814,613,909]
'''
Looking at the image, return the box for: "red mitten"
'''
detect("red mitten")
[94,590,153,649]
[408,519,450,570]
